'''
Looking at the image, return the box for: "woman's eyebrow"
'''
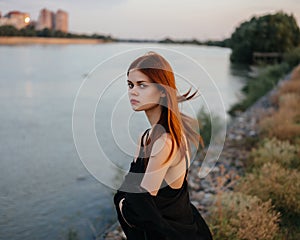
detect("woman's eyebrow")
[127,80,148,84]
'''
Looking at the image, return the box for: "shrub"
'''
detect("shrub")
[248,137,299,170]
[236,163,300,216]
[290,64,300,81]
[231,198,280,240]
[270,64,300,106]
[209,192,280,240]
[228,63,290,116]
[260,94,300,142]
[283,46,300,69]
[271,81,300,106]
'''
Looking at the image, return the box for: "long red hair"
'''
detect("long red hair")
[127,51,204,169]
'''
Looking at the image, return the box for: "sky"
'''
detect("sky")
[0,0,299,40]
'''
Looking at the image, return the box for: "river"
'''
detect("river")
[0,42,251,240]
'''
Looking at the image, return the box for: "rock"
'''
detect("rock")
[191,190,205,201]
[202,193,213,206]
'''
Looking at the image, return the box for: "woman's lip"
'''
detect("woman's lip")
[130,99,139,104]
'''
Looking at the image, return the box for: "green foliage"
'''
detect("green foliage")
[283,46,300,68]
[36,28,55,37]
[228,62,290,115]
[19,25,36,36]
[229,11,300,64]
[0,25,112,40]
[0,25,20,36]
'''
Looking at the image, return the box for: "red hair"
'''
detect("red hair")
[127,51,204,169]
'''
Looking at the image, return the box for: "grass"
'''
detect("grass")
[228,46,300,116]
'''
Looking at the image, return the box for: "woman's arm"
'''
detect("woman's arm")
[140,133,174,196]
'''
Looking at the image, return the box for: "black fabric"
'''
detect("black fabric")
[113,128,213,240]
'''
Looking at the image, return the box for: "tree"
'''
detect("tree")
[20,25,36,37]
[36,28,55,37]
[230,11,300,64]
[0,25,20,36]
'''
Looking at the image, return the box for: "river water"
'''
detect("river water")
[0,42,251,240]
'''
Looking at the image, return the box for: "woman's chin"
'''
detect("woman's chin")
[131,105,142,111]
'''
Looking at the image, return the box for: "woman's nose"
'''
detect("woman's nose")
[129,86,138,95]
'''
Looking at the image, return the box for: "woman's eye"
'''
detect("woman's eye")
[127,83,134,89]
[140,84,146,88]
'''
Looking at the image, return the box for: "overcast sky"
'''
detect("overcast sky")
[0,0,299,40]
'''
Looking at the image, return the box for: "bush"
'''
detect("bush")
[209,192,280,240]
[283,46,300,68]
[260,93,300,142]
[290,64,300,81]
[236,163,300,216]
[228,62,290,115]
[270,64,300,106]
[271,81,300,106]
[248,137,299,170]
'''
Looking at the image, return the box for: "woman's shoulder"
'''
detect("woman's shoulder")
[145,128,172,144]
[160,132,172,141]
[157,132,173,146]
[149,133,174,159]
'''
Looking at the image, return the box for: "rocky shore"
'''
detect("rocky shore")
[97,71,291,240]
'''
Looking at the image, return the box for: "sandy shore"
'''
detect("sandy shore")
[0,37,106,45]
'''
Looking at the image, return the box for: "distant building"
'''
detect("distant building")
[36,8,68,32]
[0,10,30,29]
[0,8,69,32]
[36,8,55,30]
[55,9,68,32]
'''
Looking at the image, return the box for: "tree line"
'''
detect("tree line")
[0,25,113,40]
[1,11,299,64]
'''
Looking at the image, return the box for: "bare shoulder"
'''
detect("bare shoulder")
[150,133,174,158]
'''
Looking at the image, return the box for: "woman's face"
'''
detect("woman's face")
[127,69,165,111]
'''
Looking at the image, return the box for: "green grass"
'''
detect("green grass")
[228,62,290,115]
[228,46,300,116]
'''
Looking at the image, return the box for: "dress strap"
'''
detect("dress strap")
[141,128,151,147]
[134,128,151,162]
[183,135,190,180]
[184,152,189,180]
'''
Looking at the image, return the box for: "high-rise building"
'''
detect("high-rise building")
[55,10,68,32]
[36,8,55,30]
[0,10,30,29]
[0,8,69,33]
[35,8,68,32]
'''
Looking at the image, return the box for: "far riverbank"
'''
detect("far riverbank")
[0,37,107,45]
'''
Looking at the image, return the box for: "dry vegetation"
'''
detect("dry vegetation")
[209,64,300,239]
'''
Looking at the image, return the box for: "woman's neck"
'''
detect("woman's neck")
[145,104,162,128]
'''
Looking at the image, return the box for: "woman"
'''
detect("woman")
[113,51,213,240]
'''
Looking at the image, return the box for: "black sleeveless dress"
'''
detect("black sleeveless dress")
[113,128,213,240]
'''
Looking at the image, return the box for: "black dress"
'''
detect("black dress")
[114,128,213,240]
